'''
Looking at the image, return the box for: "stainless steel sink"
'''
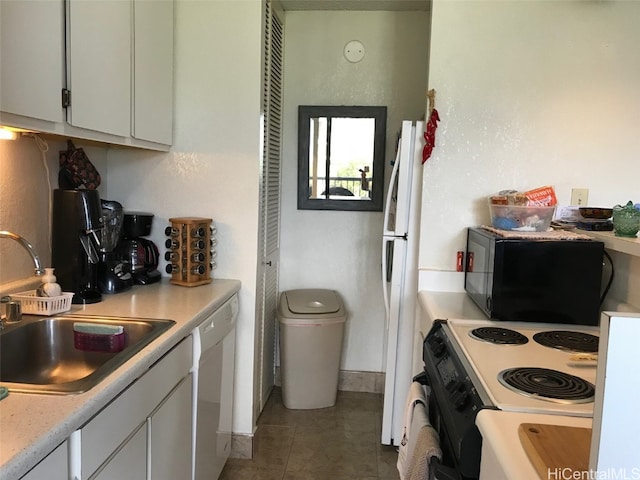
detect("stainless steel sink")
[0,315,175,394]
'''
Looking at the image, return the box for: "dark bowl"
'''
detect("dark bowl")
[123,212,154,237]
[579,207,613,219]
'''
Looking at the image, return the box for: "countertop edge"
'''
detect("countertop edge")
[475,409,592,480]
[0,278,241,479]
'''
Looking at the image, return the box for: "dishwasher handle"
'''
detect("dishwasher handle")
[198,294,238,352]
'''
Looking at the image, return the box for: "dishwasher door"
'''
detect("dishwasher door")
[192,293,238,480]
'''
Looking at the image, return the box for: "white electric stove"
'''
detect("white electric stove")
[446,318,598,417]
[420,317,600,479]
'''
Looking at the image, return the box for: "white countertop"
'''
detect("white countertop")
[0,278,241,480]
[416,289,485,344]
[476,409,592,480]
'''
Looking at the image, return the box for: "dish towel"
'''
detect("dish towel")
[405,403,442,480]
[397,381,428,479]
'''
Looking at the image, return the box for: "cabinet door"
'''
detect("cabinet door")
[149,374,193,480]
[132,0,174,145]
[66,0,131,136]
[81,336,192,478]
[20,441,67,480]
[0,0,64,123]
[92,424,147,480]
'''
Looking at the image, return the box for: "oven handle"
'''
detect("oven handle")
[413,371,429,386]
[430,458,462,480]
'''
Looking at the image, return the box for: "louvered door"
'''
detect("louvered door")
[255,0,283,418]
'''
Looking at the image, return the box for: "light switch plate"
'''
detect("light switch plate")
[571,188,589,206]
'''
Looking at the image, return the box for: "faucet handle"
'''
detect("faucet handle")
[0,296,8,329]
[0,297,22,324]
[6,301,22,323]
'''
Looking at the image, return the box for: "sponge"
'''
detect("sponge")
[73,323,126,352]
[73,322,124,335]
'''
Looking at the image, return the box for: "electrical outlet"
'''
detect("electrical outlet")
[571,188,589,206]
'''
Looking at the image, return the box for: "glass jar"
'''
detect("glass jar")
[612,201,640,238]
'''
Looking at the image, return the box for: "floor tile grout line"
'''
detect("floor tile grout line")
[280,421,296,479]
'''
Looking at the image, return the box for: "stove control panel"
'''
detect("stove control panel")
[422,320,487,479]
[446,380,470,411]
[424,322,486,417]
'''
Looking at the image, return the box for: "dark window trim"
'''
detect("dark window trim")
[297,105,387,211]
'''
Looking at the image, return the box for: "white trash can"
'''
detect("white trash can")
[278,289,346,409]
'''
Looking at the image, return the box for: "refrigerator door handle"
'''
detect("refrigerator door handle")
[382,140,401,237]
[382,236,392,328]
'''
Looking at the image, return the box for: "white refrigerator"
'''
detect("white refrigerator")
[381,120,425,446]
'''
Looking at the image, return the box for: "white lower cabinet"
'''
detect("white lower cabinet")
[149,375,193,480]
[79,335,193,480]
[20,441,68,480]
[91,424,147,480]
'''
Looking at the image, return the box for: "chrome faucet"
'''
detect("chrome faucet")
[0,231,44,276]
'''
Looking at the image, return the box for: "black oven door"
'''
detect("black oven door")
[421,322,485,480]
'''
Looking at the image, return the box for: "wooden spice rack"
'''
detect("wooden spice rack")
[166,217,214,287]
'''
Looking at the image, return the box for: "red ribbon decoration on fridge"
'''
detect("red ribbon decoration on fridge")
[422,108,440,164]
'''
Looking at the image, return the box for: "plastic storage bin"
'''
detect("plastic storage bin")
[278,289,346,409]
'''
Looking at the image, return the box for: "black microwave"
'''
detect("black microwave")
[464,227,605,326]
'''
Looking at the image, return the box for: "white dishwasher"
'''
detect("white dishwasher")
[191,293,238,480]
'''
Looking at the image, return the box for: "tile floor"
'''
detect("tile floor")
[220,388,401,480]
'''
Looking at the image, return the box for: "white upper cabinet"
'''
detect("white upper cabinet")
[1,0,173,149]
[0,0,65,123]
[133,0,174,145]
[66,0,131,137]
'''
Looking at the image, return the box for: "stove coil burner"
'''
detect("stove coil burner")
[470,327,528,345]
[533,330,599,353]
[498,367,595,404]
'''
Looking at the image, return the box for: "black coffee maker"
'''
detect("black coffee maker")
[52,189,104,304]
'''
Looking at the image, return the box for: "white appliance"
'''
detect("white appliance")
[191,294,238,480]
[590,312,640,474]
[381,120,425,445]
[446,319,598,417]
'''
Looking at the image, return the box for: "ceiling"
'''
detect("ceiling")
[279,0,430,11]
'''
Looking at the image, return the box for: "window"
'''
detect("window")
[297,105,387,211]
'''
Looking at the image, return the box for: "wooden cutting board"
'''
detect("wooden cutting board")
[518,423,592,479]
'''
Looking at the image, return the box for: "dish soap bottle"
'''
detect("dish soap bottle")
[42,268,62,297]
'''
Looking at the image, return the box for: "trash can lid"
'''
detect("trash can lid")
[283,289,342,315]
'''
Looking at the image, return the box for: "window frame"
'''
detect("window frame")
[297,105,387,211]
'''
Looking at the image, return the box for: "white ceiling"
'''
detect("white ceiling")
[279,0,430,11]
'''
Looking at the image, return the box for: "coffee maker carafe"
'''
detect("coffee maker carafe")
[52,189,104,304]
[98,200,133,294]
[118,212,162,285]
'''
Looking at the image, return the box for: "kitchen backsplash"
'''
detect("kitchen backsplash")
[0,135,108,287]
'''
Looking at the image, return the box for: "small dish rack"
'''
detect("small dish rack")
[10,291,74,316]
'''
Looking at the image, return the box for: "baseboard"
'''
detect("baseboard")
[338,369,385,394]
[230,432,253,459]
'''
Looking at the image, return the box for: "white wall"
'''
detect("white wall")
[421,0,640,274]
[106,0,263,436]
[0,135,108,292]
[280,10,430,372]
